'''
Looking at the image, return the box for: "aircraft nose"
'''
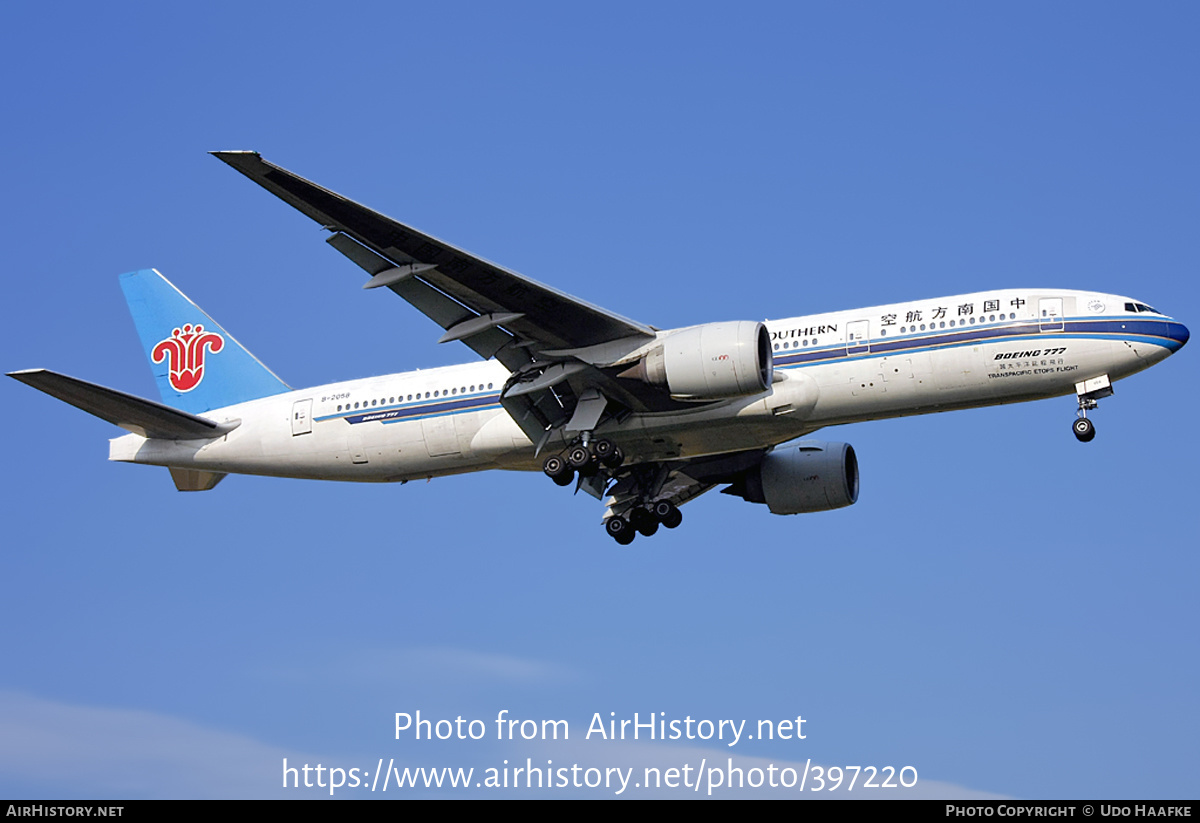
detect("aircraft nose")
[1170,320,1189,350]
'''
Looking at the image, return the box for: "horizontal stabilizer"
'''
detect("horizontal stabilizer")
[8,369,238,440]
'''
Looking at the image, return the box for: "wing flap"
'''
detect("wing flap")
[326,231,518,363]
[9,369,237,440]
[604,449,768,521]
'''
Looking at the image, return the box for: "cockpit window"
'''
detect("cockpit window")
[1126,302,1161,314]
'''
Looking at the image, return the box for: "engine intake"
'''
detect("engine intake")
[732,441,859,514]
[622,321,773,399]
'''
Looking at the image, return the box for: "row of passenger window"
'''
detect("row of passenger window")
[882,313,1018,335]
[771,313,1022,350]
[775,338,819,350]
[337,382,495,413]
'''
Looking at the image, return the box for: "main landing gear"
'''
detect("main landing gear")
[541,437,623,486]
[1072,374,1112,443]
[542,437,683,545]
[604,500,683,546]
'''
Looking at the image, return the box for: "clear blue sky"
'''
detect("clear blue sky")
[1,1,1196,799]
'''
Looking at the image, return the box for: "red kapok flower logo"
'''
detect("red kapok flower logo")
[151,324,225,392]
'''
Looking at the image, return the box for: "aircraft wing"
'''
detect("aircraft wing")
[213,152,685,446]
[211,152,656,358]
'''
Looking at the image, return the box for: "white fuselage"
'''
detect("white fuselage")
[109,288,1187,481]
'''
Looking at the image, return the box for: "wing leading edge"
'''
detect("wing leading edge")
[211,151,685,445]
[210,151,655,354]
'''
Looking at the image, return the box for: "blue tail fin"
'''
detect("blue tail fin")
[120,269,289,414]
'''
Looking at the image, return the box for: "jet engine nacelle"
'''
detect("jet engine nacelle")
[624,321,773,399]
[738,441,859,514]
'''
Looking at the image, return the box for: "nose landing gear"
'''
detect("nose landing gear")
[1072,416,1096,443]
[1072,374,1112,443]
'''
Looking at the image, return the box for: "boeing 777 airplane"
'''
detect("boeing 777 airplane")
[10,153,1190,544]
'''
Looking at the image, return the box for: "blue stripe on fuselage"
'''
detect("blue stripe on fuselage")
[316,392,502,425]
[307,316,1187,425]
[770,317,1187,369]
